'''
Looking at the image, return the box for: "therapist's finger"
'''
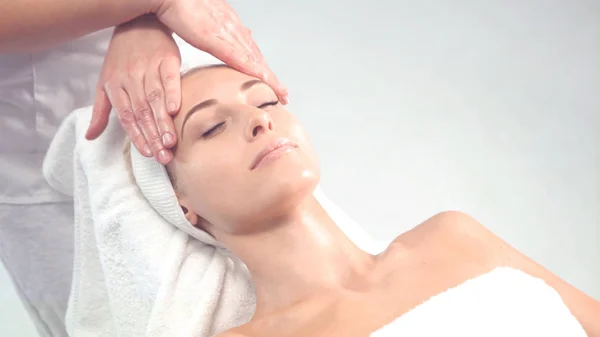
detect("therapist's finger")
[160,57,182,116]
[145,67,176,150]
[85,87,112,140]
[229,26,288,104]
[204,22,288,104]
[226,37,287,103]
[106,84,152,157]
[127,79,172,163]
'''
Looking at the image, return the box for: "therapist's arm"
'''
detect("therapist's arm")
[0,0,160,52]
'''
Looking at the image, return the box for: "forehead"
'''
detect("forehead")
[180,66,256,102]
[173,66,263,132]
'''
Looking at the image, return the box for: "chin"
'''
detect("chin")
[257,165,320,218]
[226,170,319,235]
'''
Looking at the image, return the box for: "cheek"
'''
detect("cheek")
[281,116,318,162]
[291,125,313,148]
[180,157,246,216]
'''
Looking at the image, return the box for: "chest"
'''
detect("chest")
[245,267,582,337]
[245,251,500,337]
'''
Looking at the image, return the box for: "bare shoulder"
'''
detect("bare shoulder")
[411,210,496,241]
[391,210,492,242]
[387,211,600,337]
[387,210,507,264]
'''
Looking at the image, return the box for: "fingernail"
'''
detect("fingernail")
[280,95,289,105]
[158,149,172,163]
[168,102,177,113]
[143,144,152,156]
[162,132,174,147]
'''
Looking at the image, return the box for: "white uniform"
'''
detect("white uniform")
[0,29,112,337]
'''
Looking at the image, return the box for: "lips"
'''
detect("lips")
[250,138,298,170]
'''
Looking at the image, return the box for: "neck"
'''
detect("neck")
[222,196,375,317]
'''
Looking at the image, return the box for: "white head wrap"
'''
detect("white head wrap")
[130,147,224,247]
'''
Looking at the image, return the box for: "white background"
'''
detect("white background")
[1,0,598,335]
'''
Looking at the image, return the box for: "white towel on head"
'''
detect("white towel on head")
[42,52,385,335]
[370,267,587,337]
[129,143,223,248]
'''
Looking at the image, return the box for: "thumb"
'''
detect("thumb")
[85,88,112,140]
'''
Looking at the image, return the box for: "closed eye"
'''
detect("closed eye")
[200,101,277,138]
[258,100,279,109]
[202,121,226,138]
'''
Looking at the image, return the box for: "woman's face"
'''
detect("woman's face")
[170,66,320,235]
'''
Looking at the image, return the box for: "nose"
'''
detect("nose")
[245,109,273,141]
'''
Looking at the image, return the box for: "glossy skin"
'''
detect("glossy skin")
[225,213,600,337]
[170,65,318,237]
[168,66,600,337]
[87,0,287,164]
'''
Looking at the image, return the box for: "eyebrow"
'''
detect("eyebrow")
[181,79,266,138]
[240,79,262,91]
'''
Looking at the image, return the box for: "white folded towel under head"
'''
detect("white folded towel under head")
[371,267,587,337]
[42,49,384,336]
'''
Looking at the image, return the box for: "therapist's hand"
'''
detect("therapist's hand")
[155,0,288,103]
[86,15,180,164]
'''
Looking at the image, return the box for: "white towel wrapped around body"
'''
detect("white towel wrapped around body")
[371,267,588,337]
